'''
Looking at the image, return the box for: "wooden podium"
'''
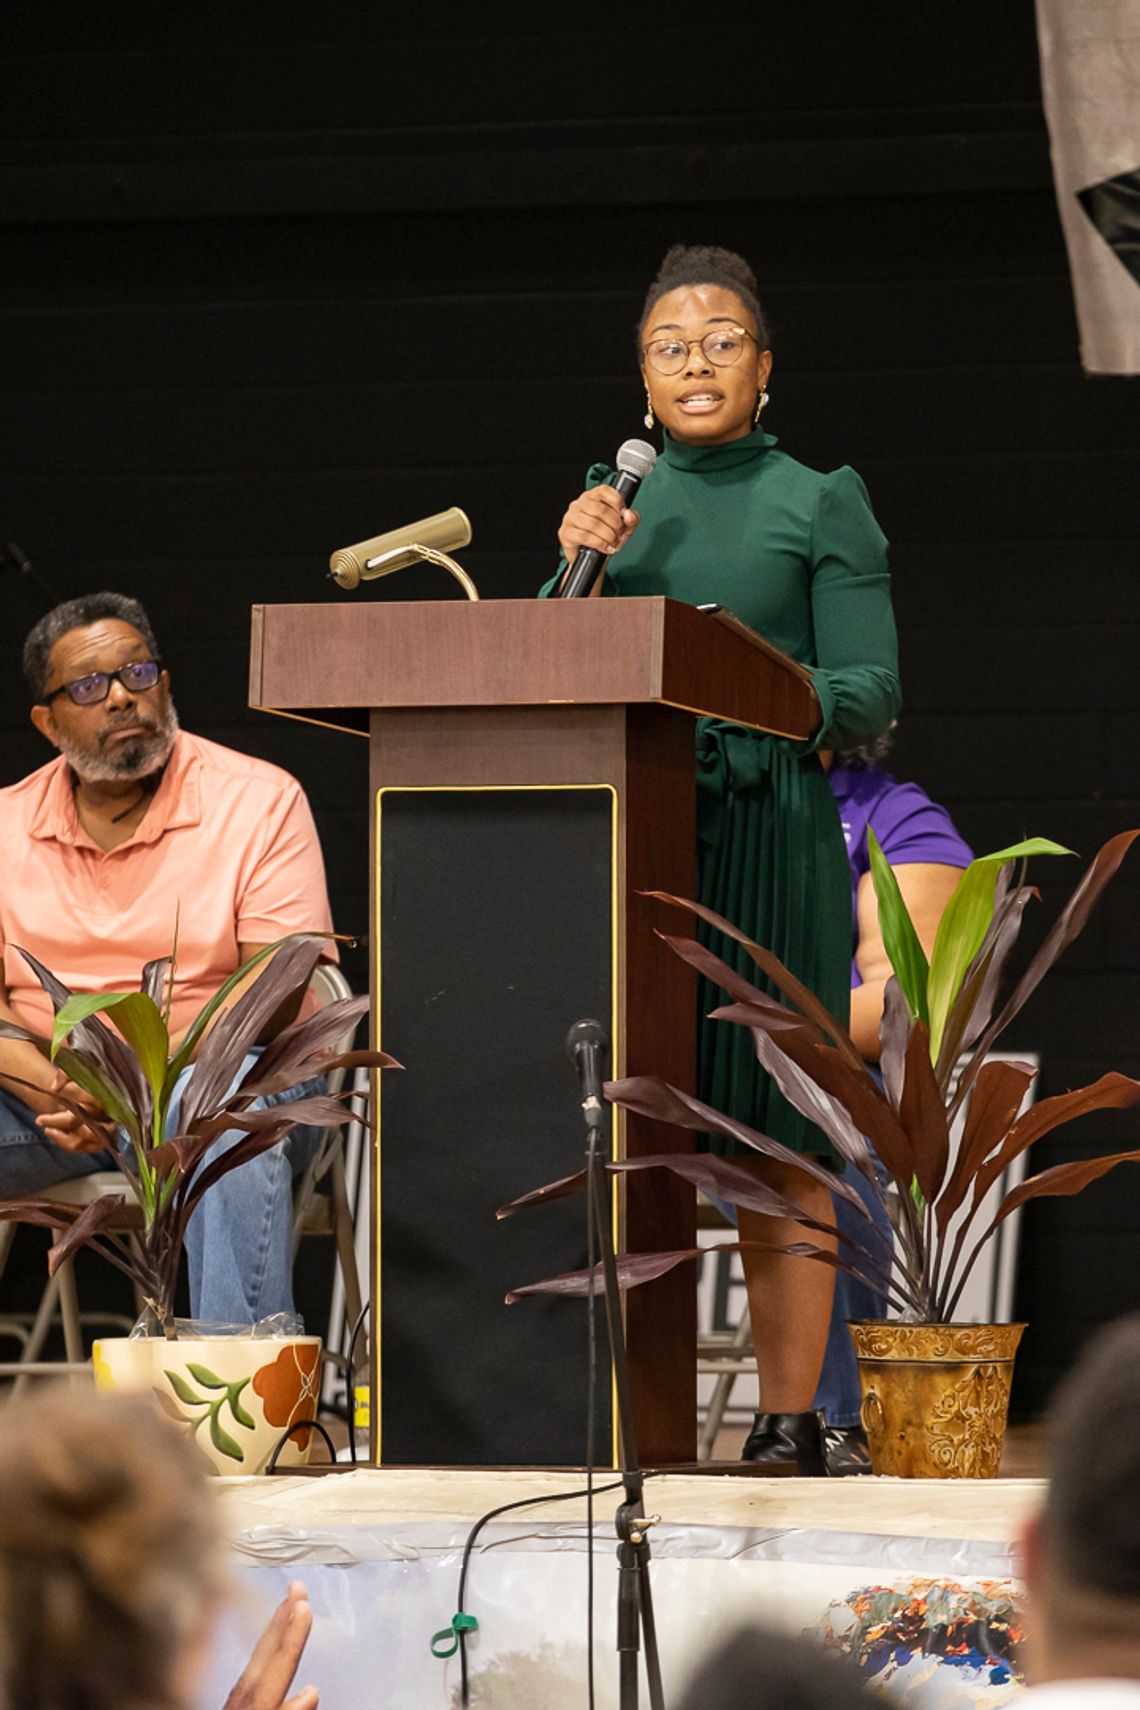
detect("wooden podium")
[250,598,816,1467]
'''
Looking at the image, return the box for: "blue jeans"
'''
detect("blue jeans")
[811,1157,892,1428]
[0,1052,321,1324]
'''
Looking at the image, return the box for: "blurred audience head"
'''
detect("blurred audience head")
[1022,1309,1140,1683]
[0,1386,225,1710]
[675,1624,875,1710]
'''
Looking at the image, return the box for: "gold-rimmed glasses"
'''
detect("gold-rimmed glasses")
[642,325,758,375]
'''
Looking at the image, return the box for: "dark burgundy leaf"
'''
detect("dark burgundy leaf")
[898,1023,951,1206]
[943,1146,1140,1320]
[13,947,148,1114]
[140,956,171,1009]
[744,1023,914,1192]
[991,1146,1140,1224]
[955,830,1140,1112]
[970,1073,1140,1213]
[177,938,327,1128]
[710,1000,821,1038]
[935,1059,1038,1232]
[0,1200,78,1232]
[662,933,832,1047]
[610,1151,846,1237]
[771,1024,919,1199]
[644,894,865,1070]
[750,1030,877,1177]
[878,976,910,1111]
[233,1045,395,1107]
[234,998,374,1093]
[798,1040,917,1195]
[0,1019,47,1049]
[187,1094,360,1145]
[47,1195,133,1272]
[496,1170,587,1218]
[605,1075,874,1219]
[178,1118,300,1212]
[506,1238,901,1305]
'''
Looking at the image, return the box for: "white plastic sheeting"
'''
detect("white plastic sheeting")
[198,1471,1041,1709]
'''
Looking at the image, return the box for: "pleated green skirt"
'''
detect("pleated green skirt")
[695,721,851,1163]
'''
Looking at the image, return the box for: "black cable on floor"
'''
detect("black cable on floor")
[433,1477,624,1707]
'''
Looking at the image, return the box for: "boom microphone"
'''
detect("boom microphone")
[559,439,656,598]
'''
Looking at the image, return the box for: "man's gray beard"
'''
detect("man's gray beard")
[58,704,180,785]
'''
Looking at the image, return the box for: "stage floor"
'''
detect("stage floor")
[201,1468,1042,1709]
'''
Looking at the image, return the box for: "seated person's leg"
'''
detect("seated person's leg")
[176,1061,324,1325]
[0,1089,116,1197]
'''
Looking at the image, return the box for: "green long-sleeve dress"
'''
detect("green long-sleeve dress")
[548,424,901,1159]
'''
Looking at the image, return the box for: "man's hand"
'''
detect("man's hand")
[33,1071,117,1154]
[223,1581,319,1710]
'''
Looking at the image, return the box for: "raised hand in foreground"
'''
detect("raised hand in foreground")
[224,1582,319,1710]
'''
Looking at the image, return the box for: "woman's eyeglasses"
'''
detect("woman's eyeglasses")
[41,659,162,707]
[642,325,757,376]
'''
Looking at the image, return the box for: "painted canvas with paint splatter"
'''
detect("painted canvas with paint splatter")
[815,1577,1023,1705]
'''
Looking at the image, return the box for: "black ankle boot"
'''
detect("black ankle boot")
[741,1410,828,1477]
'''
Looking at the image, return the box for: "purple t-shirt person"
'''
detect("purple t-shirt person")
[815,761,973,1444]
[827,762,974,983]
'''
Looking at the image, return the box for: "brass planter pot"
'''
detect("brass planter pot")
[848,1321,1025,1478]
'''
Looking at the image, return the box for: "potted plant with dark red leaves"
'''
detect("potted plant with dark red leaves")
[502,830,1140,1477]
[0,933,396,1472]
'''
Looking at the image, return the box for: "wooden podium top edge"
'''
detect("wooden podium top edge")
[249,597,816,740]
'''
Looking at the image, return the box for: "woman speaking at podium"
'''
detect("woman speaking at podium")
[552,245,901,1474]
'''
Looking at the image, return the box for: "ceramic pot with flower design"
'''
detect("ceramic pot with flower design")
[93,1333,322,1476]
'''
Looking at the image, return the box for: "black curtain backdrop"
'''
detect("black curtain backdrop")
[1,2,1136,1413]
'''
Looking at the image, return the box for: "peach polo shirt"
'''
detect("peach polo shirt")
[0,730,335,1038]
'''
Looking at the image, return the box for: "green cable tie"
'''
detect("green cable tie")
[430,1612,479,1658]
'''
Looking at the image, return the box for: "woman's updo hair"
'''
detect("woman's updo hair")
[0,1388,226,1710]
[638,244,771,350]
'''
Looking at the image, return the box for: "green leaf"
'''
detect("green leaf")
[185,1362,227,1390]
[165,905,180,1031]
[52,990,138,1056]
[926,863,1001,1063]
[95,992,170,1115]
[228,1379,255,1430]
[34,1044,139,1142]
[209,1408,244,1462]
[926,839,1074,1064]
[971,837,1074,864]
[164,1369,204,1406]
[867,827,929,1024]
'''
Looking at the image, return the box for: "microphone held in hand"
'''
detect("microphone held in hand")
[559,439,656,598]
[566,1018,609,1115]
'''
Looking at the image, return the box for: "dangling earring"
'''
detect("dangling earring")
[644,392,655,430]
[754,390,770,424]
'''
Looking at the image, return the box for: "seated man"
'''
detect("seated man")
[813,747,973,1471]
[0,591,336,1324]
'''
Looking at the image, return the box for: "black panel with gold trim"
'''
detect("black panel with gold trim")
[374,784,617,1465]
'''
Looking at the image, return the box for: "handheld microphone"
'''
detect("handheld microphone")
[559,439,656,598]
[566,1018,609,1116]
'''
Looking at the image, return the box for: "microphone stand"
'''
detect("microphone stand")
[570,1024,666,1710]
